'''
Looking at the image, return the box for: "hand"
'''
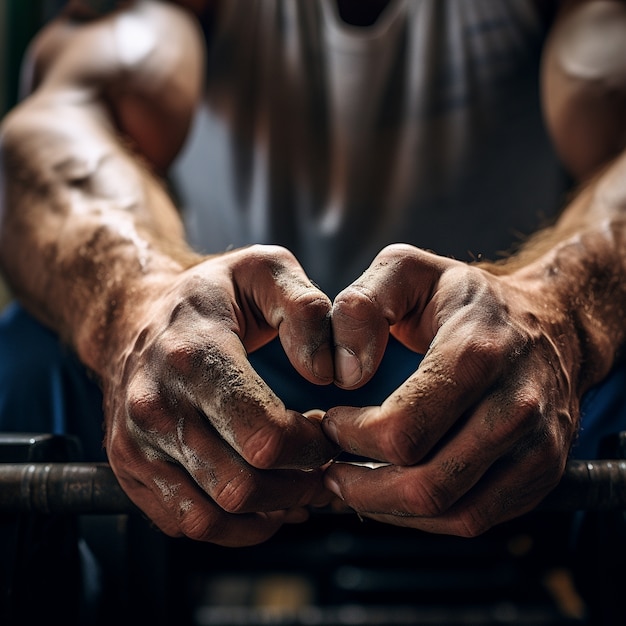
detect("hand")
[323,244,581,536]
[102,245,339,546]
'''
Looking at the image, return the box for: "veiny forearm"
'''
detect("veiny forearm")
[0,95,201,373]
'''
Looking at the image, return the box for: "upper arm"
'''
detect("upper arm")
[20,0,206,173]
[541,0,626,181]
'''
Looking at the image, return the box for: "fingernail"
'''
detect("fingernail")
[325,476,344,501]
[303,408,325,422]
[311,345,333,382]
[322,418,339,444]
[335,346,361,387]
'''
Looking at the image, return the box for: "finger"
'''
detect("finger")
[326,448,563,537]
[229,245,334,385]
[147,405,334,512]
[123,355,338,480]
[323,338,505,465]
[323,382,540,511]
[331,244,445,389]
[114,457,300,547]
[110,371,331,545]
[145,300,339,470]
[192,330,339,468]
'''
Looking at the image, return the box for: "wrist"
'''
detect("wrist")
[73,266,182,376]
[504,241,626,393]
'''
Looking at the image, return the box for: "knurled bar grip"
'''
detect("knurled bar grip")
[1,460,626,514]
[0,462,133,514]
[539,459,626,511]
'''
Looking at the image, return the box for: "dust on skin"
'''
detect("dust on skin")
[388,354,458,416]
[188,345,282,446]
[127,417,217,478]
[177,335,330,468]
[153,475,181,502]
[153,475,194,516]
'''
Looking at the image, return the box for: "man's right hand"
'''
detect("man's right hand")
[102,245,339,546]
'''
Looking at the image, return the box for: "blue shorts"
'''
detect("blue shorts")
[0,302,623,461]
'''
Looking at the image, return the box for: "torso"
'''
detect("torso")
[173,0,569,297]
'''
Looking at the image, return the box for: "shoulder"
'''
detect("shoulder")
[541,0,626,179]
[11,1,206,172]
[23,1,204,97]
[546,0,626,72]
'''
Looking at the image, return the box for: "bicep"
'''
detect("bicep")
[541,0,626,181]
[22,1,205,173]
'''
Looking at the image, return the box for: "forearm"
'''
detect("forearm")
[0,0,206,374]
[481,154,626,392]
[475,0,626,393]
[0,96,201,373]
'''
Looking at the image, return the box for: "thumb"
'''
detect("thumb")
[331,244,446,389]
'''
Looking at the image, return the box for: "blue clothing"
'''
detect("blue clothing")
[0,302,622,461]
[0,303,105,461]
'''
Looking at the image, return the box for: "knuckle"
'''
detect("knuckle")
[291,291,332,323]
[213,473,258,513]
[377,242,418,262]
[404,475,454,518]
[466,335,502,363]
[514,392,544,423]
[256,243,293,261]
[241,427,283,469]
[243,244,295,271]
[167,275,236,329]
[380,426,426,466]
[178,507,222,542]
[456,508,492,538]
[160,333,231,387]
[442,336,506,391]
[125,388,166,431]
[333,286,378,324]
[162,339,204,376]
[460,336,504,375]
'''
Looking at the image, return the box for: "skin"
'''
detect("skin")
[0,0,625,544]
[0,1,337,547]
[323,0,626,535]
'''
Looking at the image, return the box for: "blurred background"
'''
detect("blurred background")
[0,0,66,311]
[1,1,42,310]
[1,1,64,111]
[0,0,10,310]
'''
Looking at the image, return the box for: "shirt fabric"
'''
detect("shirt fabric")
[174,0,568,298]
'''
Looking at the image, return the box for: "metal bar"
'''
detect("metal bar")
[1,460,626,515]
[539,459,626,512]
[0,462,134,514]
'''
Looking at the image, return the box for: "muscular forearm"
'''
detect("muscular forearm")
[0,96,200,373]
[0,0,205,374]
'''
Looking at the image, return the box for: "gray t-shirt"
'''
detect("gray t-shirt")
[173,0,568,299]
